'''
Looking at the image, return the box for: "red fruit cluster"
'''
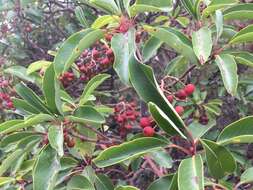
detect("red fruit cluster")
[0,93,14,110]
[0,78,9,88]
[117,16,133,33]
[113,101,140,137]
[59,72,75,87]
[139,117,155,137]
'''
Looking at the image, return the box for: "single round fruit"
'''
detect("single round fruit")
[175,89,187,100]
[143,126,155,137]
[184,84,195,96]
[140,117,151,128]
[67,139,75,148]
[167,95,174,103]
[175,106,184,116]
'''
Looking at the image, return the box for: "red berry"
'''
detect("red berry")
[92,49,99,58]
[125,124,132,130]
[167,95,174,103]
[106,49,113,57]
[101,57,110,65]
[184,84,195,96]
[175,106,184,116]
[143,126,155,137]
[140,117,151,128]
[175,89,187,100]
[67,139,75,148]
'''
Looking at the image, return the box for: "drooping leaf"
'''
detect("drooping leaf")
[148,102,186,138]
[67,175,95,190]
[79,74,110,105]
[223,3,253,20]
[217,116,253,145]
[142,36,162,62]
[43,64,63,115]
[93,137,168,168]
[178,155,204,190]
[229,24,253,44]
[129,55,186,131]
[215,54,238,96]
[33,145,60,190]
[48,125,64,157]
[15,82,52,114]
[201,139,236,179]
[53,29,103,76]
[111,28,136,85]
[144,26,197,63]
[192,27,212,64]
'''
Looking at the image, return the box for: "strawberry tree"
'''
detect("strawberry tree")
[1,0,253,190]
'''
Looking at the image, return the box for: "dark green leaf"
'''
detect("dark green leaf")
[142,36,162,62]
[67,175,95,190]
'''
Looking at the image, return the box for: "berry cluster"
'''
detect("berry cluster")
[166,84,196,116]
[139,117,155,137]
[59,72,75,87]
[63,132,76,148]
[0,93,13,110]
[0,78,9,88]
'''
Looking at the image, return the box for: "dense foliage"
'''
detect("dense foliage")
[1,0,253,189]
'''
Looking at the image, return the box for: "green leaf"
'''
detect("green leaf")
[129,55,186,131]
[95,174,114,190]
[223,3,253,20]
[115,186,139,190]
[12,98,41,114]
[0,177,15,187]
[240,167,253,184]
[178,155,204,190]
[192,27,212,64]
[144,26,197,63]
[187,120,216,140]
[0,114,54,134]
[217,116,253,145]
[89,0,121,15]
[43,64,63,115]
[91,15,119,29]
[229,24,253,44]
[147,174,178,190]
[33,145,60,190]
[233,51,253,67]
[5,65,37,83]
[201,139,236,179]
[93,137,169,168]
[142,36,162,62]
[215,10,223,40]
[165,56,189,77]
[111,28,136,85]
[149,150,173,169]
[27,60,51,75]
[0,132,36,147]
[215,54,238,96]
[79,74,110,105]
[54,29,103,76]
[15,82,52,114]
[75,6,89,27]
[68,105,105,124]
[202,0,238,17]
[48,125,64,157]
[67,175,95,190]
[148,102,186,138]
[180,0,197,19]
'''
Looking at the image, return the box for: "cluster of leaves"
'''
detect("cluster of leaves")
[1,0,253,190]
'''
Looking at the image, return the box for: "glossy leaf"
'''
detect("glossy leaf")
[15,82,52,114]
[165,55,189,77]
[0,177,15,187]
[147,174,178,190]
[95,174,114,190]
[0,132,37,147]
[192,27,212,64]
[115,186,139,190]
[33,145,60,190]
[79,74,110,105]
[54,29,103,76]
[215,10,223,40]
[149,150,173,169]
[201,139,236,179]
[5,65,37,83]
[233,51,253,67]
[215,54,238,96]
[92,15,119,29]
[48,125,64,157]
[89,0,121,15]
[93,137,168,168]
[241,167,253,184]
[27,60,51,75]
[43,64,63,115]
[67,175,95,190]
[178,155,204,190]
[223,3,253,20]
[142,36,162,62]
[187,120,216,140]
[129,55,186,130]
[12,98,41,114]
[148,102,186,138]
[218,116,253,145]
[229,24,253,44]
[144,26,197,63]
[111,28,135,85]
